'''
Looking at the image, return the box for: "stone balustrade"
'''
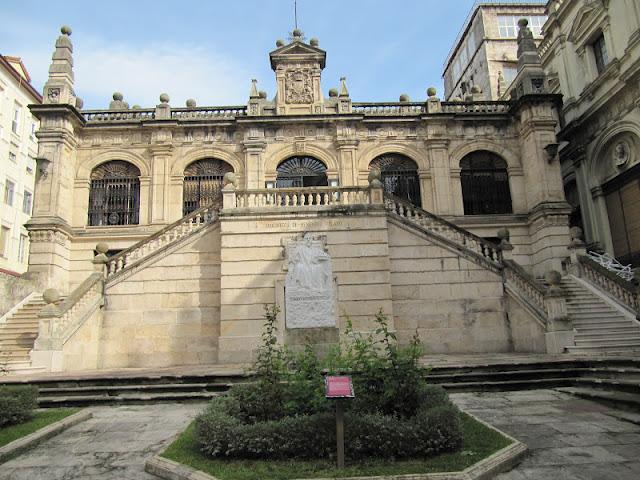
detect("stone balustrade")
[38,273,104,341]
[576,255,639,314]
[171,106,247,119]
[440,101,511,114]
[83,109,156,122]
[352,102,426,115]
[385,195,503,267]
[106,204,219,279]
[227,186,376,209]
[503,259,548,319]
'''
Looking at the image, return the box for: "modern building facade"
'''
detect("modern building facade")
[0,56,41,275]
[444,1,547,101]
[1,20,639,374]
[540,0,640,267]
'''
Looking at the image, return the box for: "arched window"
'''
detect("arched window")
[183,158,233,215]
[369,154,421,206]
[88,161,140,226]
[460,151,512,215]
[276,156,328,188]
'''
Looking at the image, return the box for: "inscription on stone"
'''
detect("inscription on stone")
[284,234,336,329]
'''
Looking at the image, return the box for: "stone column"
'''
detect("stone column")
[149,144,173,224]
[335,139,359,187]
[543,270,574,354]
[425,139,452,215]
[590,186,614,254]
[243,141,266,189]
[419,172,434,212]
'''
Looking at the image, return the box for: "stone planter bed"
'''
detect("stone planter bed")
[145,411,527,480]
[0,408,90,463]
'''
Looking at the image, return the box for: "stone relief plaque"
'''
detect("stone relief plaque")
[285,68,313,104]
[283,234,336,329]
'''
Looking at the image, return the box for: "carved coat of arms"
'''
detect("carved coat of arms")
[285,68,313,104]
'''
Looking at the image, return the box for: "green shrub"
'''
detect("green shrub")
[0,385,38,428]
[195,398,463,460]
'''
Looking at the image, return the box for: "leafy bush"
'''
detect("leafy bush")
[0,385,38,428]
[195,305,463,461]
[196,398,462,460]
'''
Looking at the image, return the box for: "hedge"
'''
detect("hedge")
[0,385,38,428]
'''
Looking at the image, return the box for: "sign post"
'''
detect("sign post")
[325,375,354,469]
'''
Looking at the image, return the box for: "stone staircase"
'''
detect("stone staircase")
[0,294,63,373]
[563,276,640,354]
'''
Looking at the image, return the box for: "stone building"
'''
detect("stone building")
[0,55,41,275]
[540,0,640,268]
[443,1,547,101]
[1,21,638,374]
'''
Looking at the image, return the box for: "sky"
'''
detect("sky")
[1,0,483,109]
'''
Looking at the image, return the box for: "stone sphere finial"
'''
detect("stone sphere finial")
[113,92,123,101]
[223,171,238,188]
[427,87,437,98]
[471,85,482,94]
[310,37,319,47]
[399,93,410,102]
[544,269,562,287]
[328,88,338,98]
[453,96,463,102]
[258,90,267,99]
[186,98,196,108]
[276,39,285,47]
[368,168,382,185]
[292,28,303,38]
[132,104,141,109]
[95,242,109,254]
[518,18,529,28]
[61,25,72,36]
[43,288,61,305]
[75,97,84,109]
[497,228,510,241]
[159,93,170,104]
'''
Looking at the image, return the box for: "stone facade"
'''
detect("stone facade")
[540,0,640,267]
[444,2,547,101]
[15,23,580,370]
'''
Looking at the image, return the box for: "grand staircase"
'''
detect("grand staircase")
[563,276,640,354]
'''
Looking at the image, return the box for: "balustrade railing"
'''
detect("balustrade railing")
[40,273,104,341]
[503,260,548,320]
[171,106,247,119]
[106,203,219,279]
[576,255,639,313]
[440,101,511,114]
[352,102,426,115]
[83,109,156,122]
[384,195,502,267]
[233,187,372,209]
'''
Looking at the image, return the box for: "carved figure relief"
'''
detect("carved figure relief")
[285,68,313,104]
[283,234,335,329]
[47,88,60,103]
[613,141,630,168]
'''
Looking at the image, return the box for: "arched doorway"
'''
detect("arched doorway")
[369,153,421,206]
[183,158,233,215]
[276,156,328,188]
[88,160,141,226]
[460,151,512,215]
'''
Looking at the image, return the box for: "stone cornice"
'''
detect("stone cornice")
[29,103,86,127]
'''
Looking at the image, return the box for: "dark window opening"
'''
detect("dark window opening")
[369,153,421,207]
[88,161,140,226]
[460,151,512,215]
[276,156,328,188]
[593,34,609,75]
[183,158,233,216]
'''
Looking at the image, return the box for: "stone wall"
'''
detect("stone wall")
[99,225,221,368]
[217,207,393,363]
[388,220,513,353]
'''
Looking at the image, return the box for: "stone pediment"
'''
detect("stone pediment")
[567,3,605,44]
[270,41,326,70]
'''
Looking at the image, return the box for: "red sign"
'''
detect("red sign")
[325,376,355,398]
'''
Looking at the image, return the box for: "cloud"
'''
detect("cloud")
[73,40,253,109]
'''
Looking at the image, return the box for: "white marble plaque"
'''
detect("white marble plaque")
[284,234,336,329]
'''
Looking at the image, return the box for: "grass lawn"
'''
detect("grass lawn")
[0,409,80,448]
[161,412,513,480]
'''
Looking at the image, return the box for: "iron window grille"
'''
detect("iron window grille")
[369,154,421,207]
[182,158,234,216]
[88,161,141,226]
[460,151,513,215]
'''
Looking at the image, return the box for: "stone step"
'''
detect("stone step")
[556,387,640,412]
[567,344,640,354]
[38,382,237,396]
[575,337,640,346]
[573,325,640,333]
[572,319,631,326]
[38,391,222,407]
[573,377,640,394]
